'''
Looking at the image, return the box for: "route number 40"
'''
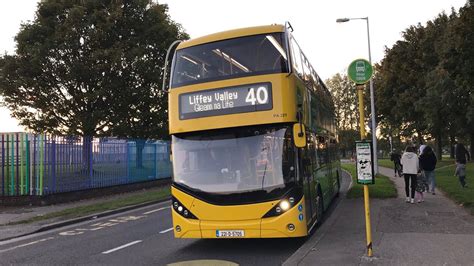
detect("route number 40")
[245,86,268,105]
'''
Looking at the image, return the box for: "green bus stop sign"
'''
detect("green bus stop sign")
[348,59,373,84]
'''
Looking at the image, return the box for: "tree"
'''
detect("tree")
[0,0,187,137]
[326,74,361,157]
[326,73,359,131]
[0,0,188,169]
[447,0,474,156]
[415,13,452,159]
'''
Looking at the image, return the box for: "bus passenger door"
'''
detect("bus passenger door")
[307,133,318,222]
[298,137,314,225]
[316,135,330,208]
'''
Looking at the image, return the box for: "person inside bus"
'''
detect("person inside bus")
[203,64,220,79]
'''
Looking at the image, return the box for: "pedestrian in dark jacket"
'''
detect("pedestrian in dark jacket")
[455,143,470,188]
[419,145,437,194]
[455,143,470,164]
[390,150,402,177]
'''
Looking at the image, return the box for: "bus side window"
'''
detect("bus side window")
[317,136,328,165]
[310,133,319,170]
[302,55,312,87]
[290,37,303,78]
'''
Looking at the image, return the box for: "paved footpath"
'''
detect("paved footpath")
[285,166,474,266]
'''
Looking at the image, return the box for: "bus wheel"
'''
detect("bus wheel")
[316,189,324,226]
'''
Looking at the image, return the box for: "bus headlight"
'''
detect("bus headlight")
[262,189,303,218]
[172,197,198,219]
[280,200,290,211]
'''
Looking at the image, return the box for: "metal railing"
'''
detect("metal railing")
[0,133,171,196]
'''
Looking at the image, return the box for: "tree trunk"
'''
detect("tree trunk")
[135,140,146,169]
[417,131,424,145]
[435,132,443,161]
[82,136,93,174]
[470,132,474,160]
[450,135,456,159]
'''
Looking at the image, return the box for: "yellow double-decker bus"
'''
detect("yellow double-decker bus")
[165,23,340,238]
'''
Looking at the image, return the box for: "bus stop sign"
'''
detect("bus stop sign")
[348,59,373,85]
[356,141,375,184]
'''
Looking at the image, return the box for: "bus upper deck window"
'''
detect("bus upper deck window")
[171,33,289,88]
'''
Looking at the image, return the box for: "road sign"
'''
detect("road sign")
[348,59,373,84]
[356,141,375,184]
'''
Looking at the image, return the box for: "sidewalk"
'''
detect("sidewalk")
[0,187,168,241]
[285,166,474,265]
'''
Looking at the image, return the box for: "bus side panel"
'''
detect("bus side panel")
[172,209,202,238]
[261,197,308,238]
[171,186,201,238]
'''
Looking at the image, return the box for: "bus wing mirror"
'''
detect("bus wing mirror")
[162,40,182,93]
[293,123,306,148]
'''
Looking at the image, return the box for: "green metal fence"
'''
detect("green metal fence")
[0,133,171,196]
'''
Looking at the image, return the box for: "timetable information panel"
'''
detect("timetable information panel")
[179,82,273,119]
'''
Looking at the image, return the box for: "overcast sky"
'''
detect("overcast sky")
[0,0,467,132]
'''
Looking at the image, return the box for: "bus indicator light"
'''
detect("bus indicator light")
[298,214,304,221]
[298,204,303,212]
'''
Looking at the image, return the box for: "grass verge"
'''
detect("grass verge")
[435,163,474,215]
[378,158,455,169]
[6,186,170,225]
[342,163,397,199]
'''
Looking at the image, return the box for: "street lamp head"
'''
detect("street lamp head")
[336,18,350,23]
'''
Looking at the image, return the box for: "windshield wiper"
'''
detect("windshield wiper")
[260,161,268,189]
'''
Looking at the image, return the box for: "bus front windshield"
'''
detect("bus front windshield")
[172,126,295,194]
[171,33,288,88]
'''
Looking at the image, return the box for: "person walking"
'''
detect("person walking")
[401,146,419,204]
[415,171,427,203]
[455,143,470,188]
[419,145,437,195]
[390,150,402,177]
[419,144,427,155]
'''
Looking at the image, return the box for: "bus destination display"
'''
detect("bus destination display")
[179,82,272,119]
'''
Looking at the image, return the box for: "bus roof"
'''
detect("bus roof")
[177,24,285,50]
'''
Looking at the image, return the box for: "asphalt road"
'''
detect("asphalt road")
[0,173,350,265]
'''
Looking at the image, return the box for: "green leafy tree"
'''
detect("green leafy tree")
[326,73,359,131]
[326,74,361,157]
[415,13,452,159]
[0,0,188,168]
[447,0,474,156]
[366,2,474,157]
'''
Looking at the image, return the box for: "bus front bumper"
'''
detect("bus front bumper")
[172,200,308,238]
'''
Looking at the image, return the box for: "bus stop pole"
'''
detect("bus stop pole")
[357,84,373,257]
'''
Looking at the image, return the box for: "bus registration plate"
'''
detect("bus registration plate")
[216,230,245,238]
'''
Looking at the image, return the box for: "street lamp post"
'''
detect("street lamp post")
[337,17,378,174]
